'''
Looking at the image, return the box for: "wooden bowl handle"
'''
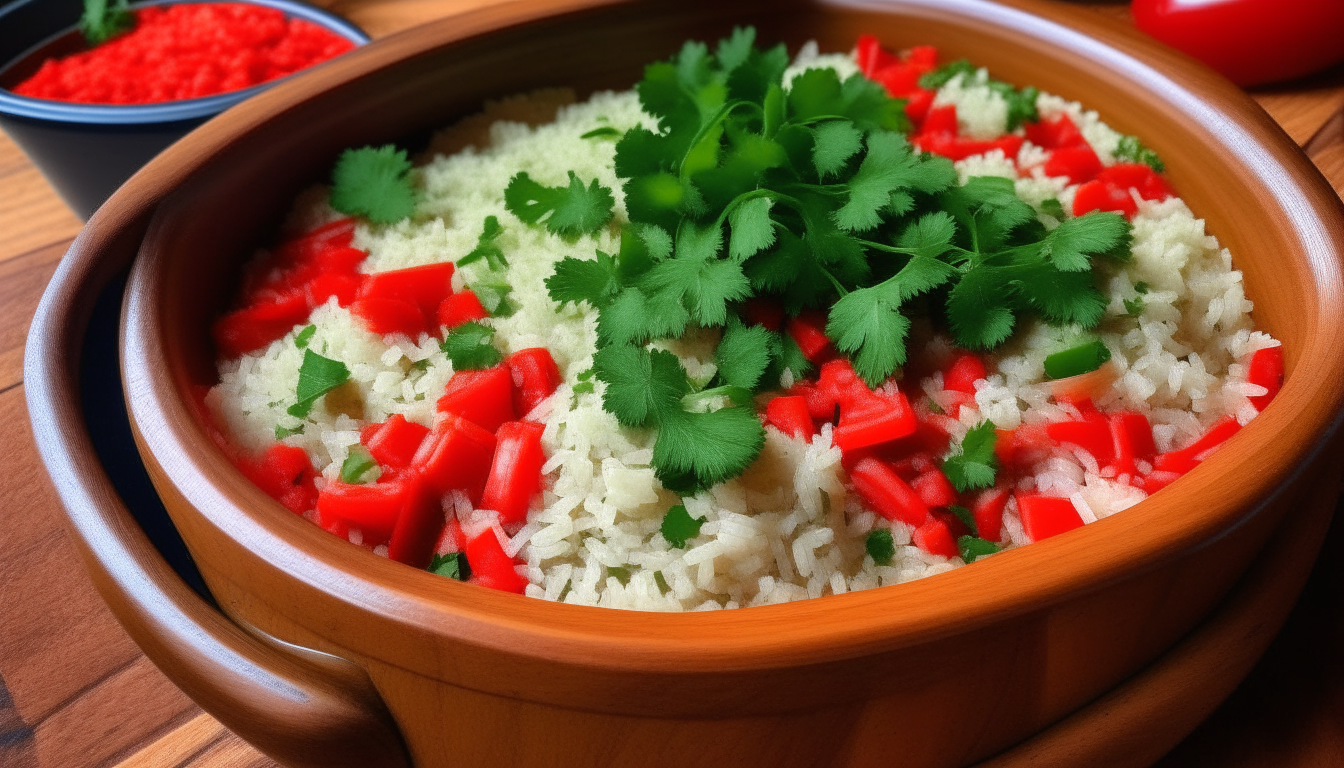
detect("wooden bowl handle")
[25,222,411,768]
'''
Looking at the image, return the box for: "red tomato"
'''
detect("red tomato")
[785,310,836,364]
[234,444,318,515]
[1246,346,1285,411]
[1132,0,1344,87]
[413,413,497,500]
[387,477,445,569]
[971,487,1010,543]
[912,517,959,558]
[437,290,489,329]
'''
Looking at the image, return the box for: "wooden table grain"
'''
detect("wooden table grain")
[1,2,1341,766]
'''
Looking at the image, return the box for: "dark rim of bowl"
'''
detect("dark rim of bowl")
[0,0,370,124]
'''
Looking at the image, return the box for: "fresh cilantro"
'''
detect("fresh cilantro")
[274,423,304,440]
[653,570,671,594]
[1039,198,1066,220]
[866,528,895,565]
[958,536,1000,563]
[340,446,380,485]
[1038,212,1130,272]
[834,132,957,233]
[714,321,773,390]
[572,367,596,395]
[546,251,619,309]
[581,126,623,140]
[80,0,133,46]
[457,216,507,270]
[294,324,316,349]
[1134,281,1150,294]
[1115,135,1165,172]
[661,504,707,548]
[919,60,978,90]
[287,350,350,418]
[943,420,999,493]
[440,321,503,370]
[429,551,471,580]
[948,505,978,536]
[504,171,615,236]
[329,145,417,224]
[607,566,633,585]
[1123,296,1146,317]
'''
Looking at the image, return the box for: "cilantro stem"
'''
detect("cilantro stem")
[682,385,754,408]
[677,99,759,176]
[819,266,849,297]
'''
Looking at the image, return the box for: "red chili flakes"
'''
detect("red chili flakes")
[13,3,355,104]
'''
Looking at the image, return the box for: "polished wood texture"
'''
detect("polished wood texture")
[6,1,1344,766]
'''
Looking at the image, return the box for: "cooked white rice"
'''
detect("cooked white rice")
[206,45,1278,610]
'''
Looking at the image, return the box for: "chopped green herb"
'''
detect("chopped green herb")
[957,535,1000,563]
[294,324,316,349]
[440,321,503,370]
[1039,198,1066,220]
[505,171,615,236]
[1115,135,1165,172]
[472,278,514,317]
[653,570,671,595]
[581,126,623,140]
[1044,340,1112,379]
[429,551,471,581]
[866,528,896,565]
[410,358,432,371]
[456,216,508,270]
[661,504,707,548]
[943,420,999,493]
[274,423,305,440]
[80,0,133,46]
[1134,281,1150,294]
[607,566,632,585]
[1123,296,1146,317]
[286,349,351,418]
[927,397,945,415]
[340,446,380,485]
[572,367,597,395]
[948,505,978,537]
[329,145,417,224]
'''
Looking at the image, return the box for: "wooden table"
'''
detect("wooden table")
[1,2,1342,766]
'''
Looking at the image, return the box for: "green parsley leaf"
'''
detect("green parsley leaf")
[294,324,316,349]
[957,536,1000,563]
[340,445,381,485]
[661,504,707,548]
[329,145,417,224]
[429,551,471,580]
[866,528,896,565]
[1115,134,1165,172]
[714,321,774,391]
[943,420,999,493]
[546,251,620,309]
[440,321,503,370]
[457,216,507,270]
[287,349,351,418]
[504,171,615,237]
[80,0,134,46]
[895,211,958,260]
[581,126,623,140]
[274,423,305,440]
[948,505,978,537]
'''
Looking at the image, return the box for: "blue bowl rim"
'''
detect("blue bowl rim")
[0,0,370,124]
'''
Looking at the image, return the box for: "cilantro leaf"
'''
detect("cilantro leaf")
[287,350,350,418]
[274,423,304,440]
[294,324,316,349]
[340,445,381,485]
[457,216,507,270]
[895,211,958,260]
[727,196,776,260]
[592,345,689,427]
[80,0,133,46]
[471,278,514,317]
[714,321,773,390]
[504,171,615,236]
[1037,212,1129,272]
[920,60,978,90]
[1115,134,1165,172]
[661,504,707,548]
[834,132,954,233]
[1039,198,1066,220]
[957,536,1000,563]
[866,528,896,565]
[812,120,863,178]
[787,68,909,133]
[329,145,417,224]
[946,265,1016,350]
[581,126,623,140]
[941,176,1036,254]
[1123,295,1146,317]
[597,287,690,346]
[440,321,503,370]
[546,251,619,309]
[653,406,765,487]
[429,551,471,580]
[943,421,999,492]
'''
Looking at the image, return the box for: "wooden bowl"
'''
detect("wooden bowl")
[35,0,1344,766]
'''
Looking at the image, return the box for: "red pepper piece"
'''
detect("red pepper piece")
[465,530,529,594]
[413,413,497,500]
[1246,346,1284,411]
[765,396,814,440]
[1017,494,1084,542]
[480,421,547,527]
[276,218,356,262]
[943,351,987,394]
[905,45,938,72]
[850,456,930,527]
[789,383,837,422]
[912,467,957,509]
[1044,144,1104,186]
[316,478,418,544]
[1024,114,1084,150]
[434,517,466,555]
[921,104,958,135]
[879,418,952,462]
[786,310,836,364]
[871,62,923,96]
[934,508,973,539]
[361,414,430,470]
[235,443,318,515]
[306,272,363,308]
[349,296,428,337]
[315,506,350,540]
[437,290,489,330]
[994,424,1053,471]
[212,289,311,358]
[358,262,456,321]
[436,366,518,432]
[741,297,785,331]
[914,132,1024,162]
[835,391,919,452]
[855,34,898,75]
[972,487,1010,543]
[306,245,368,277]
[1107,411,1156,476]
[904,89,936,125]
[387,476,446,569]
[1073,178,1138,218]
[1045,419,1115,466]
[1099,163,1174,201]
[507,348,562,417]
[1152,415,1242,474]
[912,516,959,558]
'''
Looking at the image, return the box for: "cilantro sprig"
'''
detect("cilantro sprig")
[287,350,351,418]
[80,0,134,46]
[330,145,417,224]
[504,171,615,236]
[440,321,503,370]
[943,420,999,492]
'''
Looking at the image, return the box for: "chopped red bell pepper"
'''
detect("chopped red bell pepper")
[786,310,836,364]
[465,529,529,594]
[765,395,814,440]
[855,34,897,75]
[434,517,466,555]
[1072,178,1138,218]
[1152,415,1242,474]
[353,262,456,336]
[817,359,868,404]
[437,290,489,330]
[349,296,429,337]
[1043,144,1104,186]
[306,272,363,308]
[213,289,311,358]
[912,516,959,558]
[479,420,546,526]
[234,443,318,515]
[904,89,936,125]
[507,348,562,417]
[387,476,446,569]
[275,218,356,262]
[316,478,419,544]
[1024,113,1085,150]
[878,418,952,462]
[994,424,1052,470]
[1108,411,1156,476]
[912,467,957,508]
[1073,163,1174,218]
[922,104,958,135]
[850,456,930,527]
[972,487,1010,543]
[943,351,987,394]
[361,414,430,470]
[790,383,837,423]
[1246,346,1284,411]
[835,391,919,452]
[413,412,498,500]
[1017,494,1085,542]
[1045,419,1115,466]
[436,366,518,432]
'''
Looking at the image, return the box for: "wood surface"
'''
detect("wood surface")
[1,1,1342,766]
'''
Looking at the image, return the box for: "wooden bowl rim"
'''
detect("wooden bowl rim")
[119,0,1344,676]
